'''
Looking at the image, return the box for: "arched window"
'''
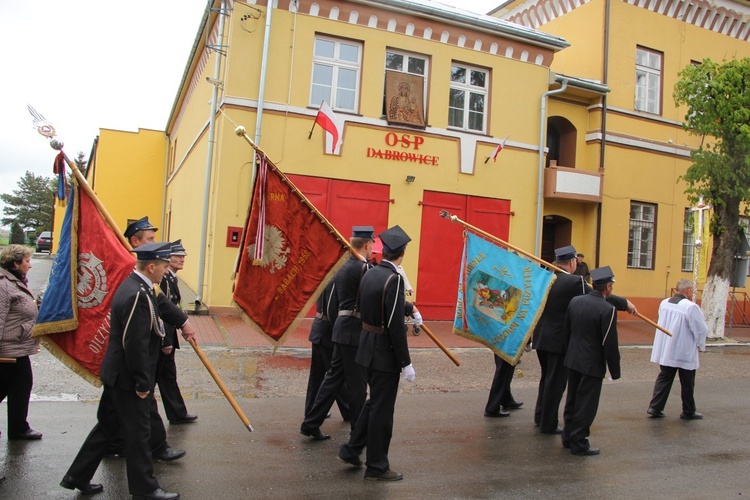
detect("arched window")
[546,116,577,168]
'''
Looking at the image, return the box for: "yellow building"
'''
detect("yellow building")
[82,0,750,322]
[157,0,578,317]
[493,0,750,318]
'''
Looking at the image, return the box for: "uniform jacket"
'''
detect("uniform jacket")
[0,268,39,358]
[563,290,621,379]
[308,279,338,348]
[100,273,166,393]
[159,270,183,349]
[355,261,413,373]
[332,255,371,346]
[533,271,627,354]
[650,294,708,370]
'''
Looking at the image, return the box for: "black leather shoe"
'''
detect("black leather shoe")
[60,474,104,495]
[680,412,703,420]
[484,410,510,418]
[169,415,198,425]
[572,447,600,456]
[541,427,563,435]
[338,452,363,467]
[152,447,186,462]
[647,408,666,418]
[505,401,524,410]
[365,469,403,481]
[300,427,331,441]
[8,428,42,440]
[132,488,180,499]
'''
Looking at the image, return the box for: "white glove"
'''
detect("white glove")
[403,364,416,382]
[410,311,423,326]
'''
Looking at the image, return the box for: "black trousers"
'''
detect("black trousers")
[65,386,160,495]
[341,368,400,476]
[0,355,34,436]
[484,354,517,413]
[648,365,697,415]
[156,348,190,421]
[304,342,349,419]
[562,369,603,454]
[534,350,568,432]
[302,343,366,434]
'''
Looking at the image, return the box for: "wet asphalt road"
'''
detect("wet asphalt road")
[4,252,748,498]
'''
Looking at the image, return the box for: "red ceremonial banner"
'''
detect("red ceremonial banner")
[34,178,135,385]
[233,158,349,345]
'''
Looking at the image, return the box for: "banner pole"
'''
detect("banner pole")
[419,324,460,366]
[188,338,254,432]
[439,210,563,272]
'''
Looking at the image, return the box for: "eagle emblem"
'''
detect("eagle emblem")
[247,224,291,273]
[77,252,108,309]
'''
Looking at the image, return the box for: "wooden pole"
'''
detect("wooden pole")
[439,210,564,273]
[439,210,673,337]
[419,324,460,366]
[188,338,254,432]
[0,358,17,364]
[639,312,672,337]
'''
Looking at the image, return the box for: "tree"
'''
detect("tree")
[10,222,25,244]
[1,171,55,232]
[674,58,750,338]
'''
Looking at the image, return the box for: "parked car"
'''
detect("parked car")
[36,231,53,253]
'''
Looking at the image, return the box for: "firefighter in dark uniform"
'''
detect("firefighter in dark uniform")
[562,266,621,456]
[533,246,635,435]
[157,240,197,424]
[300,226,374,440]
[338,225,421,481]
[60,243,181,499]
[303,278,350,420]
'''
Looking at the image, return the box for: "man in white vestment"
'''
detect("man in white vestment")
[646,278,709,420]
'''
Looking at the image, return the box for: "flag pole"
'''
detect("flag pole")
[439,210,564,272]
[419,324,460,366]
[188,338,254,432]
[307,120,317,139]
[440,210,672,337]
[234,125,356,256]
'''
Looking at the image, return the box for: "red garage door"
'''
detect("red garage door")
[287,175,392,315]
[416,192,511,320]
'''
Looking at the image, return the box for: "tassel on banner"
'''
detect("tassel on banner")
[54,151,69,206]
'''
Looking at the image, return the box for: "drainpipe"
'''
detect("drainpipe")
[254,3,273,152]
[196,0,227,307]
[535,77,569,256]
[595,0,612,268]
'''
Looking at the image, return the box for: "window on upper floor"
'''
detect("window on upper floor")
[383,50,428,127]
[740,217,750,277]
[448,63,488,133]
[310,36,362,112]
[681,208,695,272]
[546,116,577,168]
[635,47,662,115]
[628,201,657,269]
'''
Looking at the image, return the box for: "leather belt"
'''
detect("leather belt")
[338,310,361,319]
[314,312,329,321]
[362,323,385,335]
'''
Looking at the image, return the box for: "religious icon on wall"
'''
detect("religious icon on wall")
[385,71,425,127]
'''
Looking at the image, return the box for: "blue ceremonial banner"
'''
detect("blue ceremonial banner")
[453,232,556,364]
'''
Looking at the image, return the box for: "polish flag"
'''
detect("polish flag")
[315,100,343,155]
[490,135,510,162]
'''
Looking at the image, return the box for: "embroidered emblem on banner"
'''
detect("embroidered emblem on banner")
[77,252,108,309]
[248,224,290,273]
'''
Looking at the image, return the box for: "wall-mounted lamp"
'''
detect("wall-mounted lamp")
[405,175,416,183]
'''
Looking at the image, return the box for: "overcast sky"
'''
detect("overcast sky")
[0,0,505,226]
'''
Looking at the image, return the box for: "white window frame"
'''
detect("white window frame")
[740,217,750,277]
[310,36,362,112]
[448,63,488,133]
[635,47,662,115]
[628,201,657,270]
[681,208,695,272]
[383,49,429,118]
